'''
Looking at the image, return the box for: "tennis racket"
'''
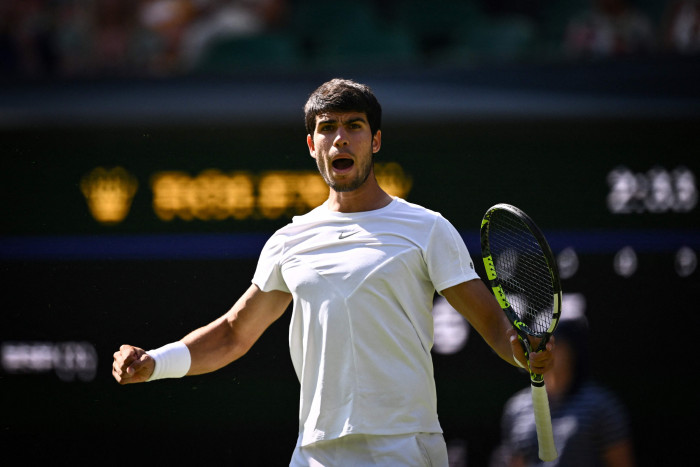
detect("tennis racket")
[480,203,562,462]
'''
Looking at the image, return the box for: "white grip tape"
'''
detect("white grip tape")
[147,341,191,381]
[531,383,558,462]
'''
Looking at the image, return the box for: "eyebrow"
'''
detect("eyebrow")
[317,116,367,127]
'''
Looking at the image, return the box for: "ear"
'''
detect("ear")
[372,130,382,154]
[307,134,316,159]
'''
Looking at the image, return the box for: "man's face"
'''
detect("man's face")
[307,111,381,192]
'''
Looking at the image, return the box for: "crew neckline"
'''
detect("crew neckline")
[321,197,399,218]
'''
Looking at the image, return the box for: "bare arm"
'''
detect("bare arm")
[113,284,292,384]
[183,284,292,375]
[441,279,553,373]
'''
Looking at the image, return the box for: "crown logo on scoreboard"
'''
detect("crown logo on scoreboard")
[81,167,138,224]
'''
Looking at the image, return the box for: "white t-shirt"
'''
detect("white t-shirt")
[252,197,479,446]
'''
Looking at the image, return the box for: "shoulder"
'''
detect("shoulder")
[567,382,630,429]
[269,203,330,238]
[261,202,338,255]
[260,210,320,256]
[388,198,454,228]
[573,383,631,439]
[393,197,441,217]
[577,383,627,411]
[576,382,622,404]
[289,202,330,225]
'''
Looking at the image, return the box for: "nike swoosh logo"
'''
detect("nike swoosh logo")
[339,230,361,239]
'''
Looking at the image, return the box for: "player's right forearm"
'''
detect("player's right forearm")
[181,315,250,375]
[177,284,291,376]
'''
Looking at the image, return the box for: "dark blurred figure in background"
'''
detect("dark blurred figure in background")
[0,0,57,78]
[564,0,656,58]
[490,316,635,467]
[661,0,700,54]
[92,0,140,75]
[0,0,288,79]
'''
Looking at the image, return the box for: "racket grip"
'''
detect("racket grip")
[531,383,558,461]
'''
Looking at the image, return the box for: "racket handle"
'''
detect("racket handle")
[531,383,558,461]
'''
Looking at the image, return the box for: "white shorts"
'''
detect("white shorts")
[289,432,448,467]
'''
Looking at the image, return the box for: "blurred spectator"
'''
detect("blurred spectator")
[0,0,288,80]
[661,0,700,54]
[137,0,197,74]
[0,0,57,78]
[0,2,20,77]
[490,317,635,467]
[91,0,140,75]
[564,0,656,58]
[0,0,688,80]
[180,0,289,71]
[53,0,93,77]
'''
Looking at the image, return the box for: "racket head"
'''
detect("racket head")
[480,203,562,343]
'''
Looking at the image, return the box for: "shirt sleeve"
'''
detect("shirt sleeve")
[426,214,480,294]
[251,232,290,293]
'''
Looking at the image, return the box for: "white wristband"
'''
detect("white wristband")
[513,354,526,369]
[147,341,191,381]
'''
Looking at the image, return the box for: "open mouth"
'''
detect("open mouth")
[332,158,354,170]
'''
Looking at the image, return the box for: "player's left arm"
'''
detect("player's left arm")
[441,279,554,374]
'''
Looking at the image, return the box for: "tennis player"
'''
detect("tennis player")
[112,78,554,466]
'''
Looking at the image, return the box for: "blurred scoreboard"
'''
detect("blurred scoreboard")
[2,119,697,235]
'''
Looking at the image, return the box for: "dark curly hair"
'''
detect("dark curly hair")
[304,78,382,137]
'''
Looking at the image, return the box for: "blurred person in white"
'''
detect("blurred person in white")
[564,0,655,58]
[179,0,288,69]
[133,0,288,74]
[490,316,635,467]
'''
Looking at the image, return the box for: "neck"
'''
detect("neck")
[326,176,393,213]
